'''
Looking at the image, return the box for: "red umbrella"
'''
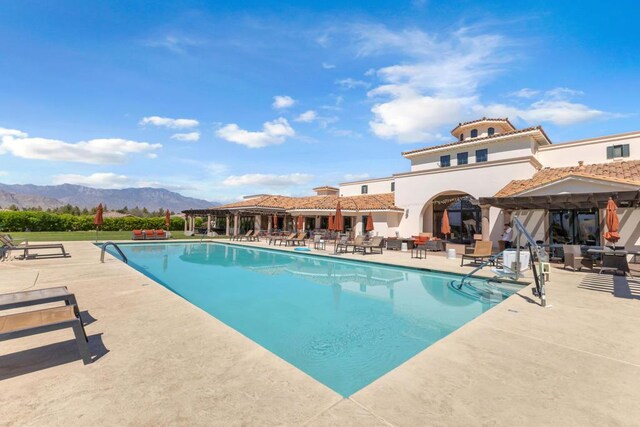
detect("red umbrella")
[328,214,334,231]
[165,209,171,230]
[94,203,104,241]
[365,212,374,232]
[441,208,451,238]
[334,202,343,232]
[297,215,304,231]
[604,197,620,244]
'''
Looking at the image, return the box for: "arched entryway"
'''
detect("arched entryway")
[421,192,481,244]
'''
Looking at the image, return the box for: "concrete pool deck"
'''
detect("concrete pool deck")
[1,240,639,426]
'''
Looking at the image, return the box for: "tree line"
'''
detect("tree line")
[0,204,175,217]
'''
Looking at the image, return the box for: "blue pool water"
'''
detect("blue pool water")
[106,242,521,396]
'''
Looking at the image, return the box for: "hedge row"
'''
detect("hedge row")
[0,211,193,232]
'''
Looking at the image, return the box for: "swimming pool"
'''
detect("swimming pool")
[106,242,521,396]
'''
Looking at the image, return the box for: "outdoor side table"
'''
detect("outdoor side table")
[411,246,426,259]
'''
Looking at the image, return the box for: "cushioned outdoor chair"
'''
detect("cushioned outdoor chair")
[563,244,593,271]
[460,241,493,266]
[355,236,384,255]
[131,230,145,240]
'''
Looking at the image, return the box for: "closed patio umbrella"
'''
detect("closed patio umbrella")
[328,214,334,231]
[366,212,374,232]
[94,203,104,242]
[165,209,171,231]
[334,202,343,233]
[441,208,451,239]
[297,215,304,231]
[604,197,620,245]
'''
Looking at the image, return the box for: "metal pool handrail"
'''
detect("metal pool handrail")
[100,241,128,264]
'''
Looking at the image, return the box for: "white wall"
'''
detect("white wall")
[340,177,395,196]
[394,160,540,237]
[537,132,640,168]
[409,137,535,172]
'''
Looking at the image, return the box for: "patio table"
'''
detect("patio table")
[587,249,638,277]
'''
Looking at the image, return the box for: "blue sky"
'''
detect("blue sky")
[0,0,638,203]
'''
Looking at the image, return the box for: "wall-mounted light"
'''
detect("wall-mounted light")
[405,209,409,218]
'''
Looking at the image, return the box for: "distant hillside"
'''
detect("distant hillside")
[0,183,217,212]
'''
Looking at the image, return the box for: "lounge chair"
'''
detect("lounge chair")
[285,232,306,246]
[355,236,384,255]
[334,235,350,253]
[0,286,78,310]
[131,230,144,240]
[271,233,295,246]
[0,234,69,259]
[0,304,91,365]
[144,230,156,240]
[237,230,255,241]
[337,235,364,254]
[233,230,252,241]
[460,241,493,266]
[154,230,168,240]
[563,245,593,271]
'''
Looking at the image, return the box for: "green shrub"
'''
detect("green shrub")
[0,211,186,232]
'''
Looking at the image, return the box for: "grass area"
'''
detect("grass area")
[8,231,229,242]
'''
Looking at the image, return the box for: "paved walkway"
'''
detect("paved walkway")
[1,240,639,426]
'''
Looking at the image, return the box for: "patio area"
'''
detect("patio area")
[1,240,640,426]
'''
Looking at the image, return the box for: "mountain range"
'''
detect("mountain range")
[0,183,217,212]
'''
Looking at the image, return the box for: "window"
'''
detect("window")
[457,152,468,165]
[470,129,478,138]
[361,185,368,194]
[391,182,395,192]
[476,148,488,163]
[459,133,464,141]
[488,127,495,136]
[440,155,451,167]
[607,144,630,159]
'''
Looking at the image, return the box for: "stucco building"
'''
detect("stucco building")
[184,118,640,249]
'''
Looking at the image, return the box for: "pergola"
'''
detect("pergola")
[182,207,289,235]
[479,190,640,210]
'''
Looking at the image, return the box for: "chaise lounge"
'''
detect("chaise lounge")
[0,234,69,259]
[355,236,384,255]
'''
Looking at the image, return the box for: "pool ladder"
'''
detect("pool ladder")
[100,241,128,264]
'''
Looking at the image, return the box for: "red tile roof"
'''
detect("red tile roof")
[495,160,640,197]
[217,192,402,211]
[450,117,516,134]
[402,126,551,157]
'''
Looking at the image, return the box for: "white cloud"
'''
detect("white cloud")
[0,127,28,138]
[343,173,369,181]
[140,116,199,129]
[272,95,296,109]
[349,24,616,141]
[142,35,201,54]
[329,128,362,138]
[509,88,540,98]
[216,118,295,148]
[53,172,133,189]
[171,131,200,142]
[0,170,8,177]
[322,62,336,69]
[295,110,318,123]
[222,173,313,187]
[337,78,370,89]
[0,128,162,164]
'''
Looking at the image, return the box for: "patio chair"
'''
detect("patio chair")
[0,234,69,259]
[0,286,78,310]
[237,230,255,241]
[563,245,593,271]
[285,232,306,246]
[335,235,351,253]
[355,236,384,255]
[275,233,296,246]
[460,241,493,266]
[131,230,145,240]
[154,230,168,240]
[0,304,91,365]
[144,230,156,240]
[313,234,326,250]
